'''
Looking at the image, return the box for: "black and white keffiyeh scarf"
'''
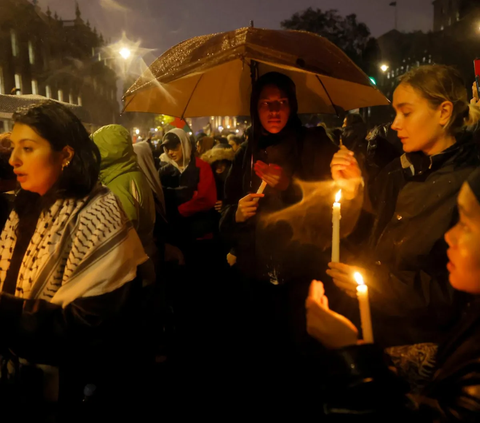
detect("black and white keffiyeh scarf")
[0,184,147,307]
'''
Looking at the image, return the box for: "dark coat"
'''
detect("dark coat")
[363,136,480,347]
[159,155,217,245]
[220,125,346,283]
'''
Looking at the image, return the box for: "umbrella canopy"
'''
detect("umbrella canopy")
[0,94,91,123]
[123,27,389,118]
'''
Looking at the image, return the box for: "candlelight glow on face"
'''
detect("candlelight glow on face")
[335,189,342,203]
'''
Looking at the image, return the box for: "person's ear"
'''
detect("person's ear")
[62,146,75,163]
[439,101,454,127]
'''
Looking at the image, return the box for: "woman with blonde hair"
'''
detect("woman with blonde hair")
[328,64,480,347]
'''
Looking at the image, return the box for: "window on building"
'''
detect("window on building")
[57,89,63,102]
[31,79,38,95]
[28,41,35,64]
[0,68,4,94]
[14,74,22,94]
[69,93,73,104]
[11,30,18,57]
[46,85,51,98]
[77,95,82,106]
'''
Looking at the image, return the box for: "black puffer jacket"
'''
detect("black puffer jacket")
[361,135,480,347]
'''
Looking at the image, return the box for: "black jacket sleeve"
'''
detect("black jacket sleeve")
[324,344,480,422]
[219,144,255,246]
[0,281,137,366]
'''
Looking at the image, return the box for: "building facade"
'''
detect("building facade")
[371,0,480,125]
[0,0,118,131]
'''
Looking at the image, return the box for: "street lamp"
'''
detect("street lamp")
[119,48,131,60]
[380,64,389,72]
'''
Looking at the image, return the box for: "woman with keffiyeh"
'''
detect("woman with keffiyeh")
[0,101,147,414]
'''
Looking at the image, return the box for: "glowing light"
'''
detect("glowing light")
[335,190,342,203]
[380,64,389,72]
[227,125,231,129]
[155,128,158,132]
[354,272,364,286]
[135,129,140,135]
[189,132,193,135]
[119,48,131,60]
[236,129,239,133]
[218,126,224,131]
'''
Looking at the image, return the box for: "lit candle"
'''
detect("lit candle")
[331,190,342,263]
[354,272,374,344]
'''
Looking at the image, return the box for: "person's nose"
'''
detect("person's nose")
[269,102,281,113]
[9,147,21,168]
[391,114,402,132]
[445,224,457,248]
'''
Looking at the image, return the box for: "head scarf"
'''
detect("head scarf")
[133,141,167,221]
[160,128,192,172]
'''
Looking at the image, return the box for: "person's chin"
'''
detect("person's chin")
[266,125,283,134]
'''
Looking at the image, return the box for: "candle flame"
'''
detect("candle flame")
[335,190,342,203]
[354,272,364,286]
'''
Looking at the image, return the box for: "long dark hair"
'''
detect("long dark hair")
[12,100,100,222]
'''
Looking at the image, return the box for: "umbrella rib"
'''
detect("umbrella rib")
[121,96,135,115]
[180,74,204,119]
[315,75,338,116]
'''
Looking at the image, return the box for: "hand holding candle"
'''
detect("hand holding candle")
[354,272,374,344]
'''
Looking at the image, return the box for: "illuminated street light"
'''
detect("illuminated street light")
[380,64,389,72]
[119,48,131,60]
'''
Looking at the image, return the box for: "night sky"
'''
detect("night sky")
[37,0,434,60]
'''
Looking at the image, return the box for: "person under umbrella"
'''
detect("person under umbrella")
[220,72,361,384]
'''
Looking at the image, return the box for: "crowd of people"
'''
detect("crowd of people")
[1,64,480,421]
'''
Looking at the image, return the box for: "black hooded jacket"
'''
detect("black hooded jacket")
[220,72,358,283]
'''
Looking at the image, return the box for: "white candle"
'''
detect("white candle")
[257,180,267,194]
[354,272,374,344]
[331,190,341,263]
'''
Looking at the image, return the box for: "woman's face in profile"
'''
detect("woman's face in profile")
[257,84,291,134]
[8,123,66,196]
[445,182,480,294]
